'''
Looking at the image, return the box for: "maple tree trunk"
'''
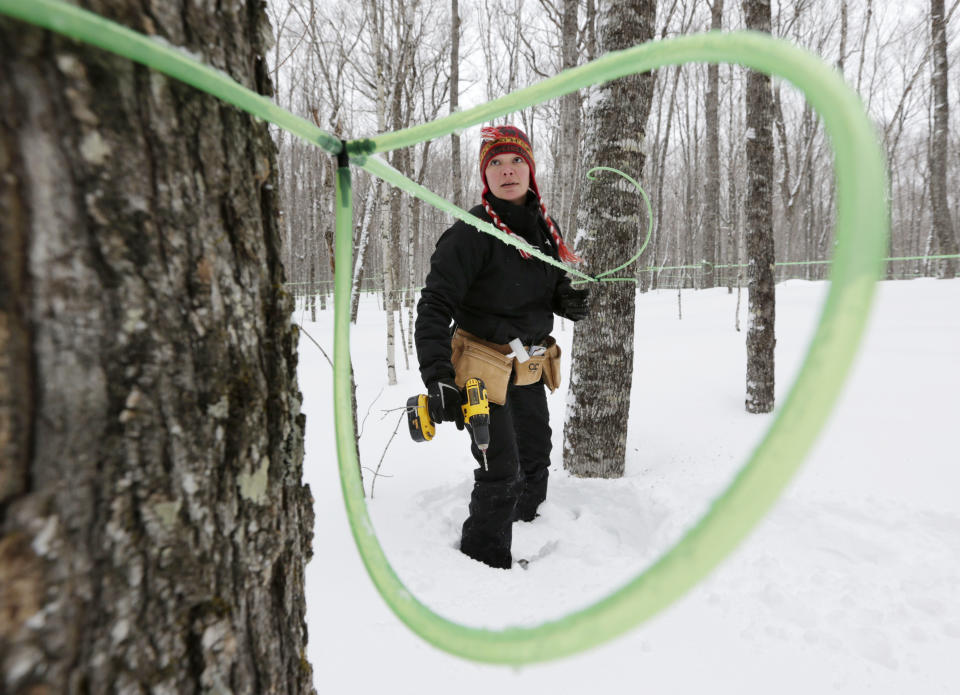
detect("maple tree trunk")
[0,2,314,692]
[743,0,776,414]
[563,0,656,478]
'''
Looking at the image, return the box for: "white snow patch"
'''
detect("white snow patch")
[299,279,960,694]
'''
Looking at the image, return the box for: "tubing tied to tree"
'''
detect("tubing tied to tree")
[568,166,654,285]
[0,0,890,666]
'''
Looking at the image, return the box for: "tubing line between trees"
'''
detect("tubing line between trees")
[0,0,891,666]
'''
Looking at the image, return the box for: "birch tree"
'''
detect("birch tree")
[372,0,401,383]
[564,0,657,478]
[352,181,381,322]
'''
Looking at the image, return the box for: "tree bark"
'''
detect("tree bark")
[726,63,742,294]
[365,0,398,384]
[0,3,314,693]
[702,0,724,288]
[856,0,873,96]
[309,257,317,322]
[837,0,848,76]
[351,181,379,323]
[380,204,398,384]
[557,0,581,241]
[584,0,599,63]
[563,0,656,478]
[650,64,683,291]
[451,0,464,209]
[929,0,959,278]
[743,0,776,413]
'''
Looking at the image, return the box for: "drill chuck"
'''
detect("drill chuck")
[468,412,490,452]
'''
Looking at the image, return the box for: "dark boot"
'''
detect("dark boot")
[460,477,519,569]
[514,466,548,522]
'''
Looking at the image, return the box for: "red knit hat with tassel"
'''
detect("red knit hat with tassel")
[479,125,581,263]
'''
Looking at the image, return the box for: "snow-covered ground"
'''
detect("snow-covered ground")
[297,278,959,694]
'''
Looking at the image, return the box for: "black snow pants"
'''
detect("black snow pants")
[459,380,551,569]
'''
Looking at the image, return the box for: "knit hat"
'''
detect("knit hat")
[480,125,537,188]
[479,125,581,263]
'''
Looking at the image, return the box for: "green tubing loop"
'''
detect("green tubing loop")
[0,0,890,666]
[344,34,888,664]
[571,166,655,286]
[333,163,365,523]
[588,167,654,280]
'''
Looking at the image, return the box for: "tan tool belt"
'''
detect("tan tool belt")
[451,329,561,405]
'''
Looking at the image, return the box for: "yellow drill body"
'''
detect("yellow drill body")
[407,377,491,468]
[461,378,491,466]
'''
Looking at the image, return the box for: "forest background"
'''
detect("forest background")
[0,1,956,690]
[267,0,960,342]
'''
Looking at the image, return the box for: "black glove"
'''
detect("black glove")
[427,378,464,429]
[556,285,590,321]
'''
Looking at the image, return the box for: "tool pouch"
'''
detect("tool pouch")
[512,335,560,389]
[513,335,560,393]
[512,353,546,386]
[540,337,562,393]
[450,329,514,405]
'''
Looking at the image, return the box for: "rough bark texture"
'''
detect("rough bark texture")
[0,2,315,693]
[450,0,463,209]
[743,0,776,413]
[929,0,958,278]
[837,0,848,76]
[702,0,724,288]
[563,0,656,478]
[557,0,581,240]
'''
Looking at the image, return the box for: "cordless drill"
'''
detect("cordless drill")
[407,377,491,467]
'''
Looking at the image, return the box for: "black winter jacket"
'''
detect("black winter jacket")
[415,192,574,387]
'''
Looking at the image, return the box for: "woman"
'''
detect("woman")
[414,125,589,569]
